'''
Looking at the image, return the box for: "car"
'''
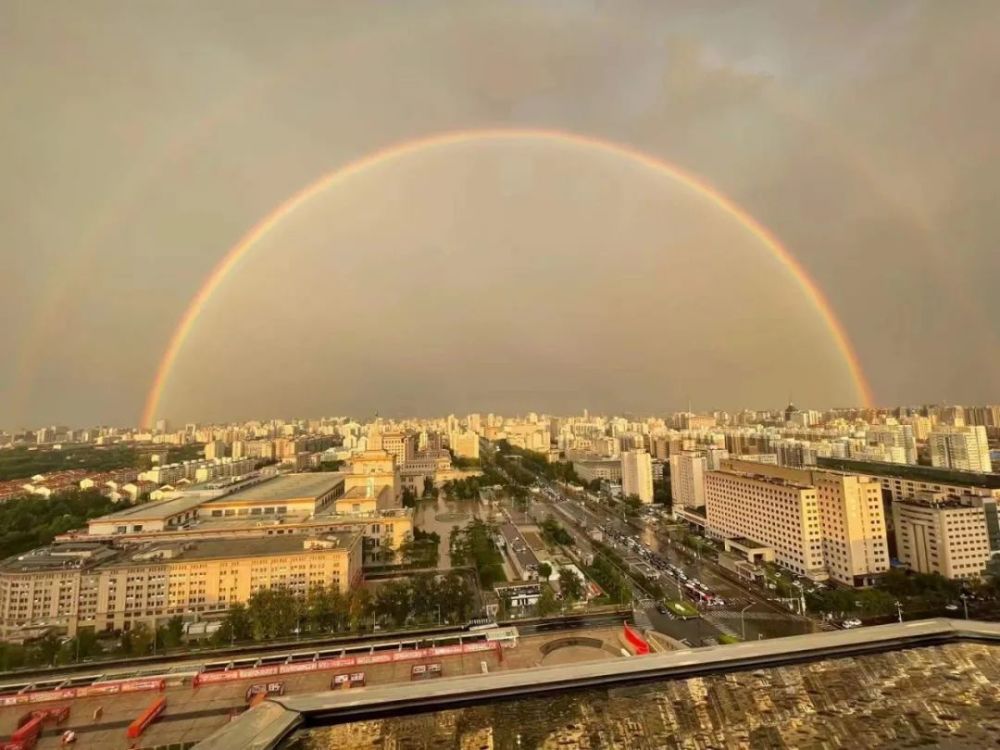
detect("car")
[841,619,862,629]
[944,603,959,611]
[656,602,668,614]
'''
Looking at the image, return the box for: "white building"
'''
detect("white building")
[929,426,992,472]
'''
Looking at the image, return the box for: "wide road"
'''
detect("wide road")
[539,482,813,641]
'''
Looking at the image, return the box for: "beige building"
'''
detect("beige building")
[893,493,993,579]
[621,449,653,504]
[717,460,890,586]
[705,470,827,580]
[669,451,706,509]
[449,430,480,459]
[346,450,401,505]
[380,431,417,467]
[573,459,622,484]
[0,532,362,636]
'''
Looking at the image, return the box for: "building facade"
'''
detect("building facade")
[621,450,653,504]
[892,493,993,579]
[669,451,707,510]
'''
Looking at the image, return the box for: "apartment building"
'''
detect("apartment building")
[621,450,654,504]
[0,532,362,636]
[929,426,993,473]
[705,470,828,580]
[893,493,993,579]
[669,451,707,509]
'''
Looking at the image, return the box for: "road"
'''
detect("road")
[536,481,813,642]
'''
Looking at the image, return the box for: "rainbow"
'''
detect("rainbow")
[141,127,874,426]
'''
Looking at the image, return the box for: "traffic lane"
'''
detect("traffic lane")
[643,604,724,646]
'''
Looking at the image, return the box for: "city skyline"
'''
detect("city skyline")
[3,1,1000,426]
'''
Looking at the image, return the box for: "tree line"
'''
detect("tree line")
[0,488,124,560]
[212,574,475,644]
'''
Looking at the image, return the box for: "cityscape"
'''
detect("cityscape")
[0,407,998,746]
[4,1,1000,748]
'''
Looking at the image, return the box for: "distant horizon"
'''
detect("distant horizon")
[6,400,998,434]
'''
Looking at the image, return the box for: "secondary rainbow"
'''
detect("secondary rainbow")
[141,127,874,426]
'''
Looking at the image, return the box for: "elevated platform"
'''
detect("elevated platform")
[194,618,1000,749]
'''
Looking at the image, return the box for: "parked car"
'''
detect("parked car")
[841,618,862,629]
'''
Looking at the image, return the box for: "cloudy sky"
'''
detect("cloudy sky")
[2,0,998,427]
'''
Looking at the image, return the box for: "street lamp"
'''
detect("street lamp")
[960,593,969,620]
[740,603,754,641]
[895,600,903,623]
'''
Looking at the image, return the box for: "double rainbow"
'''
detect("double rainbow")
[141,127,873,426]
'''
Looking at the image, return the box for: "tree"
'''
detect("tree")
[34,632,62,666]
[537,562,552,581]
[348,587,374,631]
[422,476,438,498]
[157,615,184,650]
[246,587,301,640]
[558,568,584,602]
[126,623,154,657]
[624,495,643,516]
[536,585,558,616]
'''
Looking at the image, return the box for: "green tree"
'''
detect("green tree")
[558,568,584,602]
[126,623,154,657]
[537,562,552,581]
[536,585,558,616]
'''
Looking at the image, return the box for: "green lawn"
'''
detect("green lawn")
[664,600,699,619]
[719,634,741,644]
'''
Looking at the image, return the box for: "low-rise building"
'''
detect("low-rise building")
[0,531,363,635]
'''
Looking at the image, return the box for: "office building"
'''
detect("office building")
[705,469,828,580]
[621,450,653,504]
[893,493,994,579]
[719,460,889,586]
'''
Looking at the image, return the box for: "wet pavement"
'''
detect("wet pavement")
[542,491,813,641]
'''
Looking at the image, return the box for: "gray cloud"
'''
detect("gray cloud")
[2,0,998,426]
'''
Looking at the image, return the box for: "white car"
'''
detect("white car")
[841,618,862,629]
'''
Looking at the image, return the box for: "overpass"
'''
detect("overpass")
[194,618,1000,749]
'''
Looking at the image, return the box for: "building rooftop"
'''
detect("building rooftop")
[206,472,345,504]
[711,470,813,491]
[0,542,119,573]
[90,494,205,523]
[818,456,1000,489]
[110,532,359,566]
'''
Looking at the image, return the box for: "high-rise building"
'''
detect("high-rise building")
[867,424,917,464]
[893,492,994,579]
[669,451,706,509]
[929,426,992,472]
[621,450,653,504]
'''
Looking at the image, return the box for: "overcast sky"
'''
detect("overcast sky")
[2,0,998,427]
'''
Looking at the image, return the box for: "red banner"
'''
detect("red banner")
[622,622,651,655]
[193,641,503,686]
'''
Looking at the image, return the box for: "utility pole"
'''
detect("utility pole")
[740,603,754,641]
